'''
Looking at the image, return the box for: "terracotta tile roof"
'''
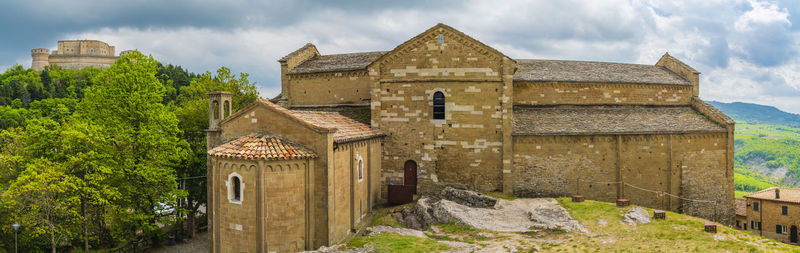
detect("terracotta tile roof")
[287,51,386,74]
[513,106,727,136]
[745,187,800,204]
[291,110,385,143]
[735,198,747,217]
[221,98,384,144]
[208,132,317,161]
[513,59,692,85]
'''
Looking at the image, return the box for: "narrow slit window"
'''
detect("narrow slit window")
[358,158,364,181]
[433,91,445,120]
[232,176,241,201]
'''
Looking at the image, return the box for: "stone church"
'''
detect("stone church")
[206,23,734,252]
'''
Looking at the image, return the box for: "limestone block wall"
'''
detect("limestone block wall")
[376,81,506,195]
[213,160,259,253]
[47,55,117,69]
[746,199,800,243]
[55,40,115,56]
[511,132,732,223]
[330,139,379,243]
[288,70,372,105]
[219,104,334,248]
[513,81,693,106]
[368,25,514,197]
[211,158,310,253]
[332,146,352,241]
[262,161,308,252]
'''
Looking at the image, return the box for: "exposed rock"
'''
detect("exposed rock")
[439,187,498,208]
[529,203,588,234]
[622,207,651,225]
[597,219,607,227]
[366,225,428,238]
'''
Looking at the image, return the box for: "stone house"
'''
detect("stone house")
[745,187,800,244]
[207,23,735,252]
[736,198,747,230]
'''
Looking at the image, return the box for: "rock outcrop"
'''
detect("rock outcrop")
[622,206,651,225]
[529,203,588,233]
[438,187,498,208]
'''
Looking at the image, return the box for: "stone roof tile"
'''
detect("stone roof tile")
[287,51,386,74]
[513,106,727,135]
[208,132,317,161]
[735,198,747,217]
[513,59,692,85]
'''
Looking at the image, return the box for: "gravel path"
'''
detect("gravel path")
[146,231,208,253]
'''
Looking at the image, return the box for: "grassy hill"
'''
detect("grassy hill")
[351,198,797,252]
[708,101,800,195]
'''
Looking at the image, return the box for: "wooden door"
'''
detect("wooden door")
[792,226,798,243]
[403,160,417,194]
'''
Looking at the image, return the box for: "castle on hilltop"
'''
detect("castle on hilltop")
[206,23,735,252]
[31,40,133,71]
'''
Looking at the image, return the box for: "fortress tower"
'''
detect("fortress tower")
[30,40,130,71]
[31,48,50,71]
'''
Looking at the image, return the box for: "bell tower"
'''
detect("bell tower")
[208,91,233,131]
[206,91,232,253]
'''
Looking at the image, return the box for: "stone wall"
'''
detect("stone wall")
[746,198,800,243]
[511,132,733,223]
[262,161,308,252]
[211,158,310,253]
[329,139,380,243]
[513,81,693,106]
[332,146,352,241]
[213,159,259,253]
[288,70,372,105]
[368,25,514,197]
[219,103,334,248]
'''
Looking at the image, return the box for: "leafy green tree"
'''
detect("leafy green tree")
[172,66,258,234]
[3,159,83,253]
[79,51,188,243]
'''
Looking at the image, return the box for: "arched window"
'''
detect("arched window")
[233,177,241,200]
[212,100,220,120]
[357,157,364,182]
[224,100,230,118]
[227,172,244,204]
[433,91,445,120]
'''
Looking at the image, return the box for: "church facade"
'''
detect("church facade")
[207,24,734,252]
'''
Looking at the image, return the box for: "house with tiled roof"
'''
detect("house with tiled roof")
[744,187,800,243]
[208,23,735,252]
[735,198,747,230]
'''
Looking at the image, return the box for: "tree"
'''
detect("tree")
[3,159,83,253]
[79,51,188,244]
[172,66,258,235]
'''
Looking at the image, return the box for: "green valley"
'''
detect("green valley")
[710,101,800,197]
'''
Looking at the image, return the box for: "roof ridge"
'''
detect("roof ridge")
[515,58,656,67]
[279,43,317,63]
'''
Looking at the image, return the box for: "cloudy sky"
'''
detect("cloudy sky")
[1,0,799,112]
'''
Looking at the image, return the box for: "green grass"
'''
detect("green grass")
[735,190,751,198]
[347,233,450,252]
[556,197,799,252]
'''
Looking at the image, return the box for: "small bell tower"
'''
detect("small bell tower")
[208,91,233,130]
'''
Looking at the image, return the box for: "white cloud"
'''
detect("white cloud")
[54,0,800,113]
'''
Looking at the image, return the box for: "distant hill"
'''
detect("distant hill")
[708,101,800,127]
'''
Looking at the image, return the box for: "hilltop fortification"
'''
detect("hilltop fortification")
[31,40,133,71]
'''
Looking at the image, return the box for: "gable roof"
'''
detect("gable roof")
[735,198,747,217]
[292,110,385,143]
[279,43,317,63]
[287,51,386,74]
[514,59,692,85]
[370,23,513,69]
[208,132,317,161]
[220,98,384,144]
[745,187,800,204]
[513,106,726,136]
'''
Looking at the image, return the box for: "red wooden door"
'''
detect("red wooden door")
[404,160,417,194]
